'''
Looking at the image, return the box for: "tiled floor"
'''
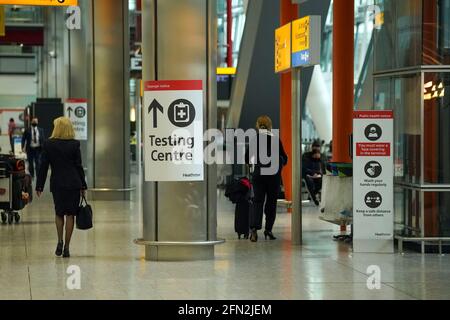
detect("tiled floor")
[1,186,450,300]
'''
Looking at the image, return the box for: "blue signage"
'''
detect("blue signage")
[292,50,311,67]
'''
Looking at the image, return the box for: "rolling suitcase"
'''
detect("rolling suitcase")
[235,200,250,239]
[225,177,253,239]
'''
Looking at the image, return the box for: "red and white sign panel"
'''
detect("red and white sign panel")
[65,99,88,141]
[143,80,204,182]
[353,110,394,253]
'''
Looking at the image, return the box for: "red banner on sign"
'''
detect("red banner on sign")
[354,111,394,119]
[144,80,203,91]
[356,143,391,157]
[66,99,87,103]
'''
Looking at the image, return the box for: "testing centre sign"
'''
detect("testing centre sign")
[143,80,204,182]
[353,111,394,253]
[64,99,88,141]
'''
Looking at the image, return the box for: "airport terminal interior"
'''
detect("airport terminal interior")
[1,0,450,301]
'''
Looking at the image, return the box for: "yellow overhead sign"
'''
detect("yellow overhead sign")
[0,7,5,37]
[217,67,237,75]
[292,16,310,53]
[0,0,77,6]
[275,23,291,73]
[291,15,321,68]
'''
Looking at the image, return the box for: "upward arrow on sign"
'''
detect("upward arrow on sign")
[148,99,164,128]
[67,106,73,118]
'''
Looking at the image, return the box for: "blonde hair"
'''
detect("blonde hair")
[256,115,273,131]
[51,117,76,140]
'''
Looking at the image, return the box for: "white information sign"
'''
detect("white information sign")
[64,99,88,141]
[143,80,204,182]
[353,111,394,253]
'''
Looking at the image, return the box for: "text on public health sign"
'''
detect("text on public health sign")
[353,110,394,253]
[143,80,204,182]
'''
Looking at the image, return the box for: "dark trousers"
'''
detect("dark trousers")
[251,175,280,232]
[27,147,42,178]
[305,176,322,198]
[9,136,14,154]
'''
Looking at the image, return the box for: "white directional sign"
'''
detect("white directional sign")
[353,111,394,253]
[143,80,204,182]
[64,99,88,141]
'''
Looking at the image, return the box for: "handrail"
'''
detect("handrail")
[88,187,136,192]
[396,182,450,192]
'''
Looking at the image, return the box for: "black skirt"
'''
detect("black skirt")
[52,190,81,217]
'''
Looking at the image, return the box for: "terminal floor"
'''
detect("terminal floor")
[1,190,450,300]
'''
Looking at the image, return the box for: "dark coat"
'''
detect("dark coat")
[36,139,87,193]
[21,127,45,152]
[302,153,325,178]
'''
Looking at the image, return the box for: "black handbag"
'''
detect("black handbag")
[76,195,93,230]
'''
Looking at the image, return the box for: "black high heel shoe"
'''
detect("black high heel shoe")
[264,231,277,240]
[55,241,63,257]
[63,247,70,258]
[250,229,258,242]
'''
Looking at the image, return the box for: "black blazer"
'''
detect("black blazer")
[36,139,87,193]
[21,127,45,152]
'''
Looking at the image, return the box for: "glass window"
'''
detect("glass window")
[423,0,450,65]
[374,0,396,71]
[375,74,422,185]
[375,0,423,69]
[423,72,450,184]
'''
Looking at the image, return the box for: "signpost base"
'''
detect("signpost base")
[353,240,394,254]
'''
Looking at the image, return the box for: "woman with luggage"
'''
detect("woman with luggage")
[36,117,87,258]
[246,116,288,242]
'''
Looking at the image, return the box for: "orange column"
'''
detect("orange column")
[280,0,298,203]
[332,0,354,164]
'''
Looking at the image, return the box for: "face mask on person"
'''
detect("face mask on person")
[32,123,38,127]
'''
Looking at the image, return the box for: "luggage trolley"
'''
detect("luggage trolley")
[0,156,28,225]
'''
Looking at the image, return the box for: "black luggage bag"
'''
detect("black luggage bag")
[235,200,250,239]
[225,177,253,239]
[0,155,32,224]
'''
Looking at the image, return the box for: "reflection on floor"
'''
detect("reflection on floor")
[1,188,450,300]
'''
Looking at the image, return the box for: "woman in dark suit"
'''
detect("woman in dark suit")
[246,116,288,242]
[36,117,87,258]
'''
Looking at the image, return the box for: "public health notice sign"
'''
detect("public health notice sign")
[64,99,88,141]
[353,111,394,253]
[143,80,204,182]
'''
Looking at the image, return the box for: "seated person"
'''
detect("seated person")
[302,150,325,206]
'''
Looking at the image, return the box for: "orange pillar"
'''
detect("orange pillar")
[280,0,298,203]
[332,0,354,164]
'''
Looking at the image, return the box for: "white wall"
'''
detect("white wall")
[0,75,37,154]
[0,75,37,96]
